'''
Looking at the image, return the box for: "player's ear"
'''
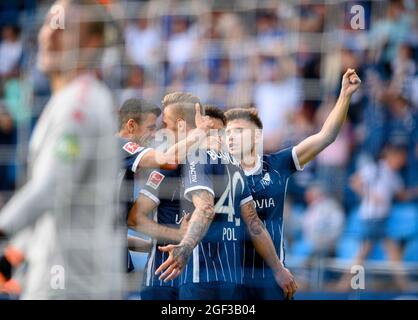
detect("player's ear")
[127,119,137,133]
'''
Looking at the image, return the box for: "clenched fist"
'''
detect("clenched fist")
[341,68,361,97]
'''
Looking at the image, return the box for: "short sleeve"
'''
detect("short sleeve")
[240,175,253,206]
[267,146,302,177]
[183,160,215,202]
[139,170,166,205]
[120,140,152,173]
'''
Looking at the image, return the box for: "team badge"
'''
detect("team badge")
[261,172,272,186]
[146,171,165,189]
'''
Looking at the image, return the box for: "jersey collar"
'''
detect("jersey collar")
[243,155,262,176]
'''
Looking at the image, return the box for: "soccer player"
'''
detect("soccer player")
[117,98,213,271]
[223,69,361,300]
[124,97,222,300]
[117,98,161,272]
[147,94,296,300]
[0,0,124,299]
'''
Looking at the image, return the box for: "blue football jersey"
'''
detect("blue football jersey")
[117,137,151,221]
[117,137,151,272]
[242,147,303,285]
[180,149,253,285]
[139,166,186,289]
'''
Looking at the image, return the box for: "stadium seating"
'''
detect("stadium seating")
[404,237,418,263]
[336,236,387,261]
[343,207,363,238]
[386,203,418,241]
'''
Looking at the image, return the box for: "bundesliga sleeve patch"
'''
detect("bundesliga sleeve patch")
[146,171,165,189]
[123,141,141,155]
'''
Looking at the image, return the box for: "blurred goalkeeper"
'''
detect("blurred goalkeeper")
[0,0,124,299]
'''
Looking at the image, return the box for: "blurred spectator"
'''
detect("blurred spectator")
[119,65,159,105]
[255,9,287,55]
[125,17,161,69]
[369,0,414,71]
[0,103,15,194]
[167,16,197,71]
[315,100,352,201]
[301,183,345,255]
[254,59,302,152]
[337,143,411,291]
[385,95,417,148]
[288,3,325,33]
[390,43,416,99]
[0,25,22,80]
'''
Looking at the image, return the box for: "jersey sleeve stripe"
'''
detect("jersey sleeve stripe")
[131,147,152,173]
[291,147,304,171]
[193,246,200,283]
[139,189,160,205]
[240,195,253,206]
[183,186,215,202]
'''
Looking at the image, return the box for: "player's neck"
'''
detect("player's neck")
[240,152,258,171]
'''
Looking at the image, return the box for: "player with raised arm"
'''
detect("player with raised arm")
[222,69,361,300]
[150,95,296,300]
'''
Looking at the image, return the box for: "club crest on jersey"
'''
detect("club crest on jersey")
[123,141,141,155]
[261,172,272,187]
[146,171,165,189]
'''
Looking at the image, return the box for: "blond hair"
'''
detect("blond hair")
[162,92,201,128]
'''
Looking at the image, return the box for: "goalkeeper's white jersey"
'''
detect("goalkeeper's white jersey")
[0,74,124,299]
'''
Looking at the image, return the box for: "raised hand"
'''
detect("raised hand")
[341,68,361,97]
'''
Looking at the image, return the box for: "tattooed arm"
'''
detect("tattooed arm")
[241,201,298,299]
[155,190,215,282]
